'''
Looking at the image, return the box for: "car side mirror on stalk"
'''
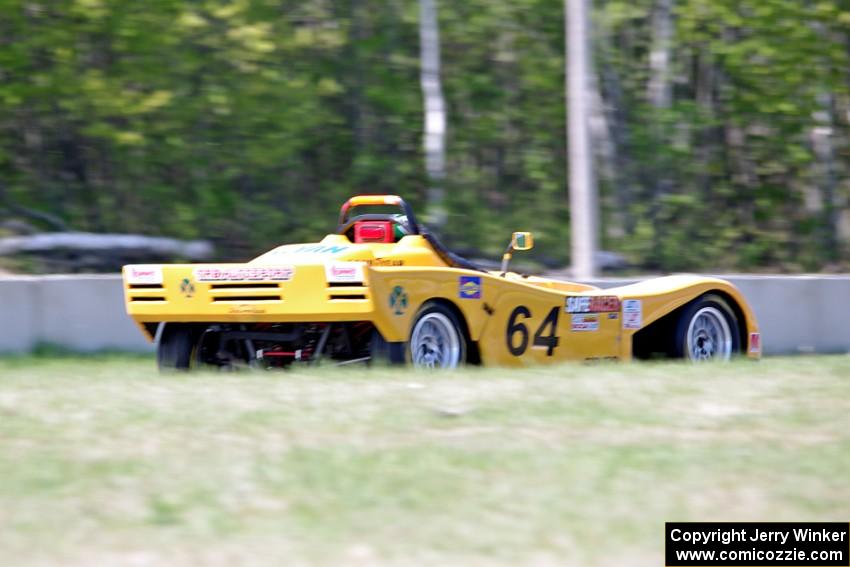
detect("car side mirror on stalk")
[500,232,534,276]
[511,232,533,251]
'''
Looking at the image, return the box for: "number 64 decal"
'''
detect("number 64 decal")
[506,306,560,356]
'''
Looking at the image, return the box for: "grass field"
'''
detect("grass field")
[0,355,848,566]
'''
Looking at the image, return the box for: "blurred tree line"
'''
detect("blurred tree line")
[0,0,848,272]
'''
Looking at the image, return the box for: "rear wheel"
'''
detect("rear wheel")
[674,294,741,361]
[157,324,201,371]
[409,302,467,369]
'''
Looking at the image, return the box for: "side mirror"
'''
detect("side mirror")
[511,232,534,251]
[501,231,534,276]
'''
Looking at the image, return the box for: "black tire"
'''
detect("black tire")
[408,302,467,369]
[673,294,741,361]
[157,324,201,371]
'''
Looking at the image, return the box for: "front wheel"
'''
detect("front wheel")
[408,302,467,369]
[674,294,741,362]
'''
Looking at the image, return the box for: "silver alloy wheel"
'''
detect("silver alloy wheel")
[685,306,733,361]
[410,312,462,369]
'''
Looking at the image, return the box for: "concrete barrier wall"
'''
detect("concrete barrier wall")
[727,276,850,355]
[0,274,848,356]
[587,275,850,355]
[0,276,154,354]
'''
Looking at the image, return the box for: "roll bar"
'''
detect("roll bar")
[337,195,421,235]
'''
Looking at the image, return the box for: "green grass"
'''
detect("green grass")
[0,356,848,566]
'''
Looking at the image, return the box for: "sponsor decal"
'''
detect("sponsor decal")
[749,332,761,353]
[389,285,409,315]
[622,299,642,330]
[325,262,365,283]
[292,244,349,254]
[180,278,195,298]
[194,266,294,282]
[367,258,404,267]
[261,244,351,260]
[608,312,619,320]
[126,265,163,285]
[571,313,600,332]
[459,276,482,299]
[565,295,621,313]
[228,305,267,314]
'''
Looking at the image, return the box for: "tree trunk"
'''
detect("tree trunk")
[646,0,674,266]
[419,0,447,228]
[596,44,636,238]
[810,92,840,262]
[647,0,673,110]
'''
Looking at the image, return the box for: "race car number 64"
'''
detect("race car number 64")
[506,306,560,356]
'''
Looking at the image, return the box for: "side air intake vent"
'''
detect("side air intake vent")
[211,296,282,303]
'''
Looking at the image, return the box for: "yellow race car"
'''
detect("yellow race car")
[123,195,761,370]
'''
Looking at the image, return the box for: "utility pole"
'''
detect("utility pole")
[566,0,598,279]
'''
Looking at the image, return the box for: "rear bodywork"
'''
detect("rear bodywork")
[124,233,761,366]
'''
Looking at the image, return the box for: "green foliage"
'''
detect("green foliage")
[0,0,847,270]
